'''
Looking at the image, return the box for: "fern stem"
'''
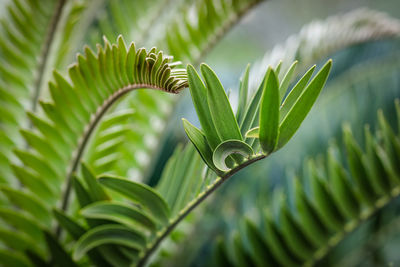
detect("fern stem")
[136,154,267,267]
[56,84,169,238]
[31,0,67,112]
[307,186,400,266]
[20,0,67,188]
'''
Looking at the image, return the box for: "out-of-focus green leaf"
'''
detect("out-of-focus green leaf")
[343,125,377,205]
[72,225,145,261]
[0,250,31,267]
[81,163,109,201]
[98,176,170,224]
[53,209,86,240]
[44,231,79,267]
[80,201,156,231]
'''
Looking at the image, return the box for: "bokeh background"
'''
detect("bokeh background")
[151,0,400,266]
[0,0,399,266]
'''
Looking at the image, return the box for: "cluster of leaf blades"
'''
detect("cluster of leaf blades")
[183,60,332,174]
[60,165,170,266]
[1,1,398,266]
[56,144,209,266]
[214,101,400,267]
[0,0,272,265]
[81,0,269,180]
[49,59,334,266]
[0,35,188,266]
[0,0,57,184]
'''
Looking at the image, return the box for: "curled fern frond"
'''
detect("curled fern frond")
[183,60,331,173]
[215,101,400,266]
[0,35,187,262]
[85,0,264,181]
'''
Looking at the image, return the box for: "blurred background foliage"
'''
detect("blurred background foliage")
[0,0,399,266]
[148,1,400,266]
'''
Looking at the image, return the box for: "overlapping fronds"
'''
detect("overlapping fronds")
[157,144,208,216]
[214,102,400,266]
[53,60,331,266]
[183,60,331,174]
[84,89,174,177]
[249,8,400,91]
[0,0,57,184]
[58,143,208,266]
[164,0,264,62]
[0,36,187,264]
[83,0,265,180]
[53,1,105,69]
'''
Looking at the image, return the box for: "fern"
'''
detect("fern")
[0,0,59,183]
[81,0,265,179]
[249,8,400,91]
[43,59,328,267]
[163,0,264,63]
[214,101,400,266]
[1,0,399,266]
[0,36,187,264]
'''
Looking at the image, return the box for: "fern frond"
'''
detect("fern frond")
[215,102,400,266]
[84,89,175,177]
[249,8,400,91]
[80,61,328,266]
[184,60,331,173]
[163,0,264,63]
[0,35,187,262]
[0,0,59,183]
[157,144,208,216]
[83,0,264,180]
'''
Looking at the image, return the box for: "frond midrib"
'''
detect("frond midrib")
[306,186,400,266]
[136,153,267,266]
[56,83,180,239]
[31,0,67,112]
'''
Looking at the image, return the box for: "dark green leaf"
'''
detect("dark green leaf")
[186,64,220,149]
[53,209,86,240]
[279,61,298,101]
[236,64,250,124]
[278,60,331,148]
[81,163,109,201]
[81,201,156,231]
[343,124,377,205]
[279,65,315,121]
[44,231,79,267]
[73,225,145,261]
[182,119,218,173]
[201,63,243,141]
[98,176,170,224]
[259,67,280,153]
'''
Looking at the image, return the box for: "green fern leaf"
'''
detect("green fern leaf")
[217,102,400,266]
